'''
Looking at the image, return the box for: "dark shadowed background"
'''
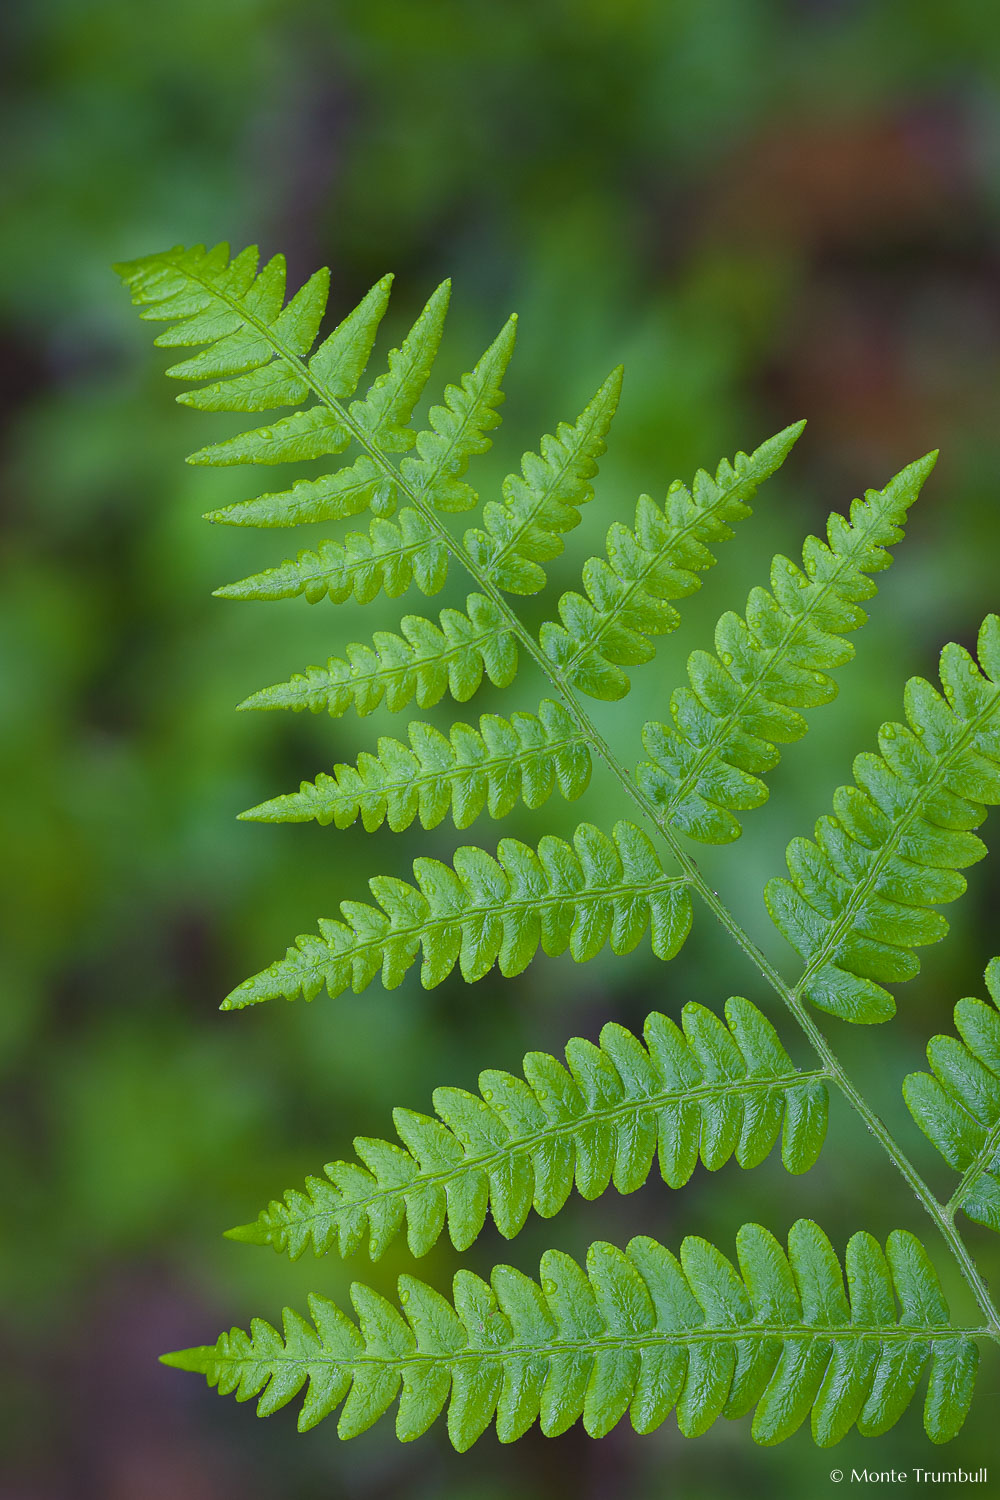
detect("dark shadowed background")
[2,2,1000,1496]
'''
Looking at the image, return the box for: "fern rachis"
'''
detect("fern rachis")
[118,241,1000,1451]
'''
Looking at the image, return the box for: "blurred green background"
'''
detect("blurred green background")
[2,2,1000,1496]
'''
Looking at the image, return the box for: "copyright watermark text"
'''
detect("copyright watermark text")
[829,1470,988,1485]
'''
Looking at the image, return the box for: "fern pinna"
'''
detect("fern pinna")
[118,241,1000,1452]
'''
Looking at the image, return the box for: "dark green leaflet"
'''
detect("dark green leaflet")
[905,958,1000,1231]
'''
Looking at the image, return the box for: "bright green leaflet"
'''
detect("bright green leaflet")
[635,455,935,842]
[767,619,1000,1024]
[240,699,592,834]
[117,242,1000,1450]
[164,1221,977,1449]
[223,820,692,1009]
[228,997,828,1261]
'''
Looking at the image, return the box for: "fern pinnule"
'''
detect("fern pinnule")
[241,699,591,832]
[463,367,622,595]
[637,452,937,843]
[227,996,827,1262]
[394,315,516,510]
[538,420,805,701]
[222,821,692,1009]
[905,957,1000,1232]
[239,593,517,718]
[204,452,398,528]
[768,615,1000,1023]
[214,508,449,605]
[164,1220,977,1448]
[343,279,451,455]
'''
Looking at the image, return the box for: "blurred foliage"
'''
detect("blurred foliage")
[2,1,1000,1495]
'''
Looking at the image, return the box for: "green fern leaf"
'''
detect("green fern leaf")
[241,699,591,832]
[203,449,403,527]
[396,316,516,511]
[766,615,1000,1023]
[345,280,451,453]
[463,369,622,594]
[904,958,1000,1232]
[540,422,806,701]
[163,1220,976,1448]
[214,510,448,605]
[636,453,937,840]
[221,821,692,1009]
[300,270,396,389]
[193,409,361,476]
[238,594,517,718]
[117,243,389,522]
[227,997,827,1261]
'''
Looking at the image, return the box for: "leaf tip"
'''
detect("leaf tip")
[892,448,939,496]
[236,797,284,821]
[224,1221,268,1245]
[160,1346,209,1372]
[602,364,625,400]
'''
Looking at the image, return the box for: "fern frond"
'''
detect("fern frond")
[904,958,1000,1232]
[163,1220,976,1448]
[766,616,1000,1023]
[239,594,517,718]
[125,246,1000,1452]
[127,244,330,357]
[227,997,827,1262]
[222,822,692,1009]
[636,454,937,841]
[539,422,806,701]
[463,369,622,594]
[241,700,591,832]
